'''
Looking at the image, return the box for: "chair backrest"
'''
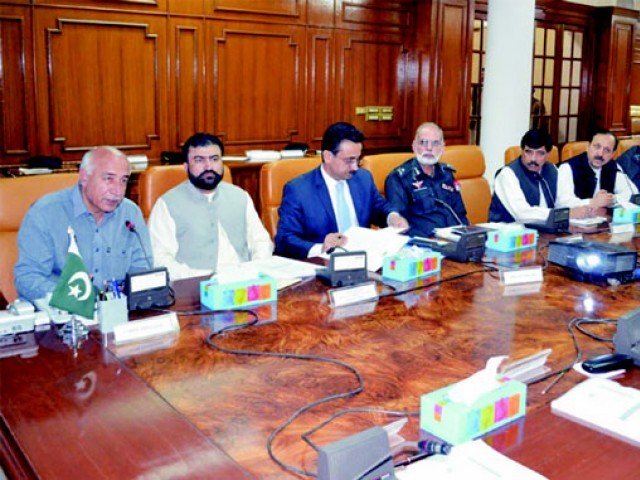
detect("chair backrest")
[504,145,559,165]
[617,138,640,157]
[260,157,322,238]
[0,173,79,303]
[561,141,589,162]
[137,164,232,219]
[440,145,491,224]
[360,152,413,196]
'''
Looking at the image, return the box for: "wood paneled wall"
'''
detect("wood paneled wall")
[1,0,475,166]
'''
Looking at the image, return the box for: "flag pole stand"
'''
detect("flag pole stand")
[58,314,89,354]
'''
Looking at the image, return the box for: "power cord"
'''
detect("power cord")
[205,320,364,478]
[527,316,616,395]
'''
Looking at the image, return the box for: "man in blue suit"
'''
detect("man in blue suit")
[275,122,408,259]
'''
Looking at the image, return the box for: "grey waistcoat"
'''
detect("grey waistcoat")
[163,181,250,271]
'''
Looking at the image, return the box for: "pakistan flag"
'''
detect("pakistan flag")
[49,227,96,319]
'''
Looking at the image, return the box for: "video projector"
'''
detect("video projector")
[548,240,637,285]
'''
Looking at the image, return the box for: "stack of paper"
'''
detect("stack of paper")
[551,378,640,447]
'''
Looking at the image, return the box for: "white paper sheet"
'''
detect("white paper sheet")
[396,440,548,480]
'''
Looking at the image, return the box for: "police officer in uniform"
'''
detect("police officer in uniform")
[385,122,468,237]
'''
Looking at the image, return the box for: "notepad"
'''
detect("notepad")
[551,378,640,447]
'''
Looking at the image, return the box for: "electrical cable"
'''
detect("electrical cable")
[527,317,616,395]
[205,320,365,478]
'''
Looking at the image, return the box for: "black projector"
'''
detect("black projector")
[548,240,637,285]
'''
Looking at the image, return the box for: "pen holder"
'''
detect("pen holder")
[98,295,129,334]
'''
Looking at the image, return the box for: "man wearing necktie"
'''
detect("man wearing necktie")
[275,122,408,259]
[489,129,593,223]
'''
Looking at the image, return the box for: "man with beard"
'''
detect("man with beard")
[275,122,408,259]
[15,146,151,303]
[557,129,637,210]
[148,133,272,280]
[384,122,468,236]
[489,129,593,223]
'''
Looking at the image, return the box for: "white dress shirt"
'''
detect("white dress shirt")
[493,167,552,224]
[306,166,358,258]
[148,188,273,280]
[556,162,638,208]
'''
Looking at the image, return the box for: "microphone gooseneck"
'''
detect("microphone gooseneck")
[433,197,465,227]
[125,220,152,269]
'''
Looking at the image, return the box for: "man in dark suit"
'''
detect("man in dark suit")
[275,122,408,259]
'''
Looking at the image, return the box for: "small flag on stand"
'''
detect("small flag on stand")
[49,227,96,319]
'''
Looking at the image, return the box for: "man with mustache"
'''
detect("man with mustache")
[148,133,272,280]
[275,122,408,259]
[15,146,151,303]
[384,122,468,236]
[489,129,591,223]
[557,129,637,210]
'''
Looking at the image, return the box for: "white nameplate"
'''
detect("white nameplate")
[113,312,179,345]
[328,281,378,308]
[500,266,543,286]
[610,223,635,234]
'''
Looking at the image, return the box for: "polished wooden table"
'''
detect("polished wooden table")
[2,232,640,479]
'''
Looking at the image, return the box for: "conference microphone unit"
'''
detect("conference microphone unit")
[124,220,173,310]
[524,207,569,234]
[125,220,153,269]
[616,165,640,205]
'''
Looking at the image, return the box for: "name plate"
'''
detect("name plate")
[610,223,635,234]
[113,312,179,345]
[500,266,543,286]
[328,281,378,308]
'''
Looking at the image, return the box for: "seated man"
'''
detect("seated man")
[275,122,408,259]
[15,146,151,303]
[149,133,273,280]
[557,129,637,209]
[616,144,640,190]
[490,129,590,223]
[385,122,468,237]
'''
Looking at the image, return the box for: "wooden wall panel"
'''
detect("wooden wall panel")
[33,10,167,160]
[336,0,413,33]
[168,0,205,16]
[593,9,635,135]
[307,28,335,149]
[0,8,34,160]
[169,18,205,150]
[207,0,307,24]
[427,0,472,144]
[608,19,633,132]
[631,24,640,106]
[36,0,168,12]
[209,22,306,151]
[337,31,410,150]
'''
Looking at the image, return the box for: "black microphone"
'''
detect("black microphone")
[326,245,348,255]
[533,172,556,208]
[433,197,465,227]
[616,164,639,204]
[125,220,152,269]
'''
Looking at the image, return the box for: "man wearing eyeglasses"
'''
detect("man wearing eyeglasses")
[275,122,408,259]
[384,122,468,237]
[557,129,637,210]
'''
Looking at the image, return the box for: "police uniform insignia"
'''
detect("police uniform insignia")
[413,180,423,189]
[441,183,454,192]
[453,180,461,191]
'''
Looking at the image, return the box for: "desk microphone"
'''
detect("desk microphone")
[326,245,348,255]
[616,165,640,205]
[433,198,465,228]
[125,220,152,269]
[533,172,556,208]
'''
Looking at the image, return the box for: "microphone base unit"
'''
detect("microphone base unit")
[409,229,487,263]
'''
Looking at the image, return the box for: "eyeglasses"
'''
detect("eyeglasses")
[415,139,443,148]
[590,143,614,155]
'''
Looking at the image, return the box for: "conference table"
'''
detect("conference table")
[1,230,640,479]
